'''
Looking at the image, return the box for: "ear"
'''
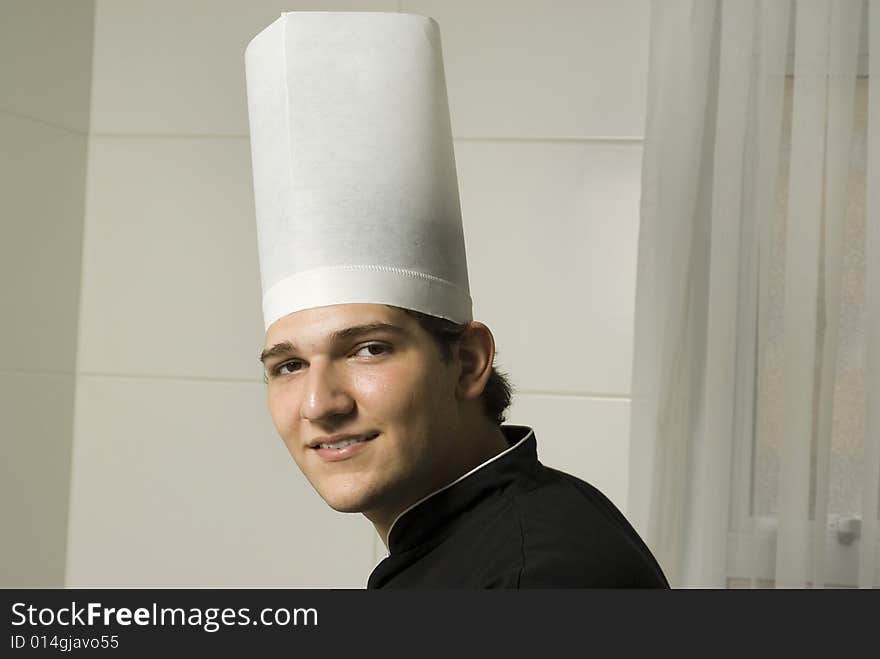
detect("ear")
[455,322,496,401]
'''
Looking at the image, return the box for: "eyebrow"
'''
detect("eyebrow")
[259,322,406,366]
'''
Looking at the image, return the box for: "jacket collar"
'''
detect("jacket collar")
[385,425,537,554]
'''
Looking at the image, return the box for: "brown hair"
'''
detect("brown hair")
[399,308,514,425]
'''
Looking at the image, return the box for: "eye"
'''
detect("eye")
[354,343,391,358]
[272,360,304,376]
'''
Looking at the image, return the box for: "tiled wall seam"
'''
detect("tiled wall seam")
[0,108,88,137]
[515,390,631,400]
[455,136,645,143]
[76,371,261,385]
[87,132,644,142]
[89,132,251,139]
[0,369,77,377]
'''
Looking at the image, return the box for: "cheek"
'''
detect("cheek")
[351,363,433,419]
[354,360,452,425]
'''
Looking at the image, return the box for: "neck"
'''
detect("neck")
[367,423,509,550]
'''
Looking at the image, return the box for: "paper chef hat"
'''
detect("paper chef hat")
[245,12,472,332]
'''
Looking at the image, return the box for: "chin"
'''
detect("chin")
[324,500,367,514]
[316,481,376,514]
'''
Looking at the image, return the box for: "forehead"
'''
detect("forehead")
[263,303,417,348]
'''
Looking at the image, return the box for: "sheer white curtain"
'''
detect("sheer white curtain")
[629,0,878,588]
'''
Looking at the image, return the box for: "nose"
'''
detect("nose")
[300,359,355,423]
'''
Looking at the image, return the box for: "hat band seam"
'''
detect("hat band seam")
[264,264,470,298]
[262,264,473,330]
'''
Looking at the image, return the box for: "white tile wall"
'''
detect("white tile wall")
[0,113,88,373]
[77,137,265,380]
[507,393,630,511]
[458,139,643,395]
[401,0,651,138]
[66,375,375,587]
[0,372,76,587]
[0,0,95,133]
[0,1,93,588]
[89,0,397,135]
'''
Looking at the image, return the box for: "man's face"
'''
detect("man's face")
[262,303,462,518]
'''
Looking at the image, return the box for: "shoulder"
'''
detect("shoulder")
[509,467,669,588]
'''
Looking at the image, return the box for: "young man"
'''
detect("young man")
[246,12,668,588]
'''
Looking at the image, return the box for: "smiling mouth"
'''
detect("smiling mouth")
[315,432,379,450]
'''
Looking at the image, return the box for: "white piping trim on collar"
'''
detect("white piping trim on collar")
[383,427,535,550]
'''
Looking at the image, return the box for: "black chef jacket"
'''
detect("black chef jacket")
[367,425,669,588]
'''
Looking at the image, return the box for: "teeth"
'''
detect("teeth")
[318,435,372,450]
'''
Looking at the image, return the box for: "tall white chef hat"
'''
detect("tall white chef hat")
[245,12,472,332]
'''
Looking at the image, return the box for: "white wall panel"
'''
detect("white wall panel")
[66,375,376,587]
[458,139,643,395]
[0,0,94,132]
[90,0,397,135]
[401,0,650,138]
[0,114,87,374]
[0,372,76,587]
[506,393,630,512]
[77,137,265,380]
